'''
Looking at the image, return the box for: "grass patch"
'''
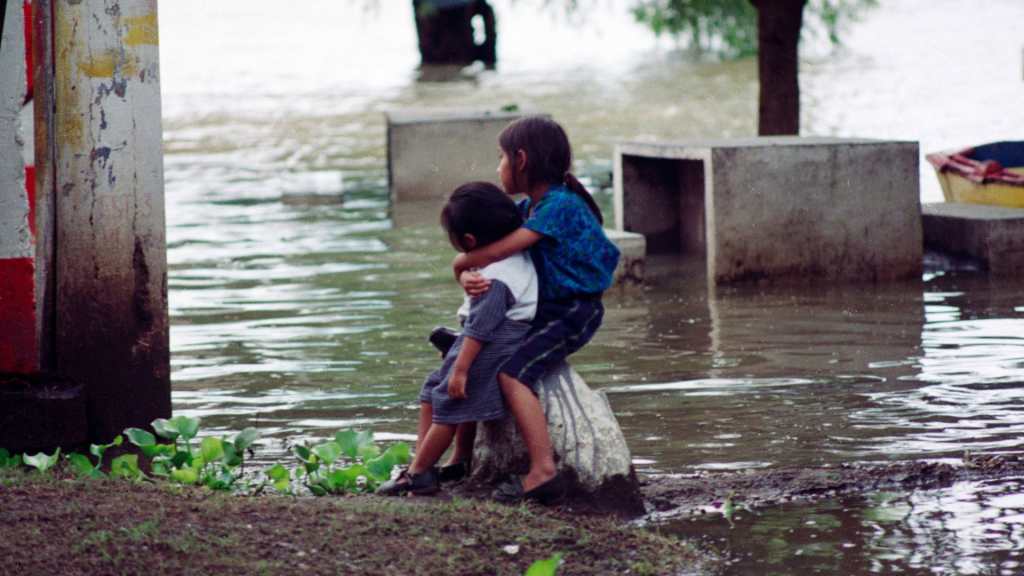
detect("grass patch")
[0,470,707,575]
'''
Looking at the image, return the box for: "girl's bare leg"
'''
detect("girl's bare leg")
[409,423,457,474]
[446,422,477,466]
[415,402,433,453]
[498,373,556,492]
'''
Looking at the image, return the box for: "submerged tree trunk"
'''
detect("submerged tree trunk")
[751,0,806,135]
[413,0,497,66]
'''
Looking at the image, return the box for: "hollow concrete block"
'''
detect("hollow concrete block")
[386,109,542,203]
[606,229,645,284]
[615,137,922,285]
[922,202,1024,276]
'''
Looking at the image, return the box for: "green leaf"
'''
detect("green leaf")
[111,454,143,480]
[23,449,60,473]
[200,437,225,463]
[171,416,200,441]
[151,461,170,477]
[366,453,398,481]
[384,442,411,465]
[67,453,100,478]
[152,418,180,441]
[357,444,381,461]
[125,428,156,448]
[233,428,259,453]
[222,443,242,468]
[292,444,313,463]
[308,484,328,497]
[526,553,562,576]
[0,448,18,469]
[313,442,343,467]
[335,430,360,459]
[338,464,372,491]
[141,443,175,459]
[267,464,290,492]
[171,450,192,469]
[170,467,199,485]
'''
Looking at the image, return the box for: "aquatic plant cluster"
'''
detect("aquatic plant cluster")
[1,418,565,575]
[0,416,410,496]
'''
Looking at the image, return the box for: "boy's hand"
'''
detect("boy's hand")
[459,270,491,297]
[448,370,468,400]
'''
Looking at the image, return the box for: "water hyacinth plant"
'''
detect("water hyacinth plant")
[291,429,411,496]
[0,418,410,498]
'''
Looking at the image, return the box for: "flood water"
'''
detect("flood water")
[158,1,1024,573]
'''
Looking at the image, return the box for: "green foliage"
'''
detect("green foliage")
[630,0,877,58]
[23,448,60,474]
[292,430,410,496]
[526,553,563,576]
[1,423,407,498]
[0,448,21,469]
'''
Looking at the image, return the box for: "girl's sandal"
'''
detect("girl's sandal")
[378,468,440,496]
[438,459,471,483]
[492,474,565,506]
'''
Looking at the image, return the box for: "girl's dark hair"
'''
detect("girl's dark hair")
[498,115,603,224]
[441,181,523,252]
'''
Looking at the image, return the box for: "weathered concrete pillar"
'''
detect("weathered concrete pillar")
[0,0,39,373]
[51,0,169,441]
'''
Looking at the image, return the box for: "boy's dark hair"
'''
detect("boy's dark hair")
[498,115,604,224]
[441,181,524,252]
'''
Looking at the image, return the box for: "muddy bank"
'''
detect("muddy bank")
[638,454,1024,519]
[0,471,711,576]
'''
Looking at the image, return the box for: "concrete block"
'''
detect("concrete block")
[615,137,922,285]
[922,202,1024,276]
[386,109,542,203]
[606,229,645,284]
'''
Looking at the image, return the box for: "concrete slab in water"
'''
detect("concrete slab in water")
[615,137,922,285]
[922,202,1024,276]
[386,109,542,203]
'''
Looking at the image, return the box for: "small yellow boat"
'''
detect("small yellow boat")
[926,141,1024,208]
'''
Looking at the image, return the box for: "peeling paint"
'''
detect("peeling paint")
[77,50,139,78]
[123,13,156,46]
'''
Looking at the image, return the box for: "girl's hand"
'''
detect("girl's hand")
[448,370,468,400]
[459,270,491,297]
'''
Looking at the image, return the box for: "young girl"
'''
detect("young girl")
[379,182,538,496]
[453,116,620,504]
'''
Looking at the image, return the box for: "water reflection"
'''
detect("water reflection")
[667,477,1024,575]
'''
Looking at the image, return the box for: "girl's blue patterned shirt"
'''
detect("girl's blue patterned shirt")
[518,185,620,300]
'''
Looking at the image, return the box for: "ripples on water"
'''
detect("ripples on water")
[159,0,1024,572]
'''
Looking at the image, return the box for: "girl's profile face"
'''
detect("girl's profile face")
[497,148,516,195]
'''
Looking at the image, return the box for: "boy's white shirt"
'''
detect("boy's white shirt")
[456,251,538,323]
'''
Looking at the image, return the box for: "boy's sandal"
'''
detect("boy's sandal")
[377,468,440,496]
[438,460,471,483]
[492,474,565,506]
[428,326,459,357]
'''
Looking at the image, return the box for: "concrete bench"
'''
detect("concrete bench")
[386,109,540,203]
[614,137,922,285]
[922,202,1024,276]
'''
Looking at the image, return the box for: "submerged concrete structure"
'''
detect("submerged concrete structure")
[0,0,170,450]
[385,109,537,203]
[922,203,1024,276]
[614,137,922,285]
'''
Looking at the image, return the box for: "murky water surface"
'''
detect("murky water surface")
[159,1,1024,572]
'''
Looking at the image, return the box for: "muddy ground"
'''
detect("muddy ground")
[0,471,709,576]
[638,453,1024,519]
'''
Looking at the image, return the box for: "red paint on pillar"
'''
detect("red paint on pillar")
[0,258,38,373]
[23,1,33,99]
[25,166,36,237]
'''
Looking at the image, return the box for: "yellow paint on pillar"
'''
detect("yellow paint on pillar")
[54,5,83,148]
[77,51,140,78]
[123,13,158,46]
